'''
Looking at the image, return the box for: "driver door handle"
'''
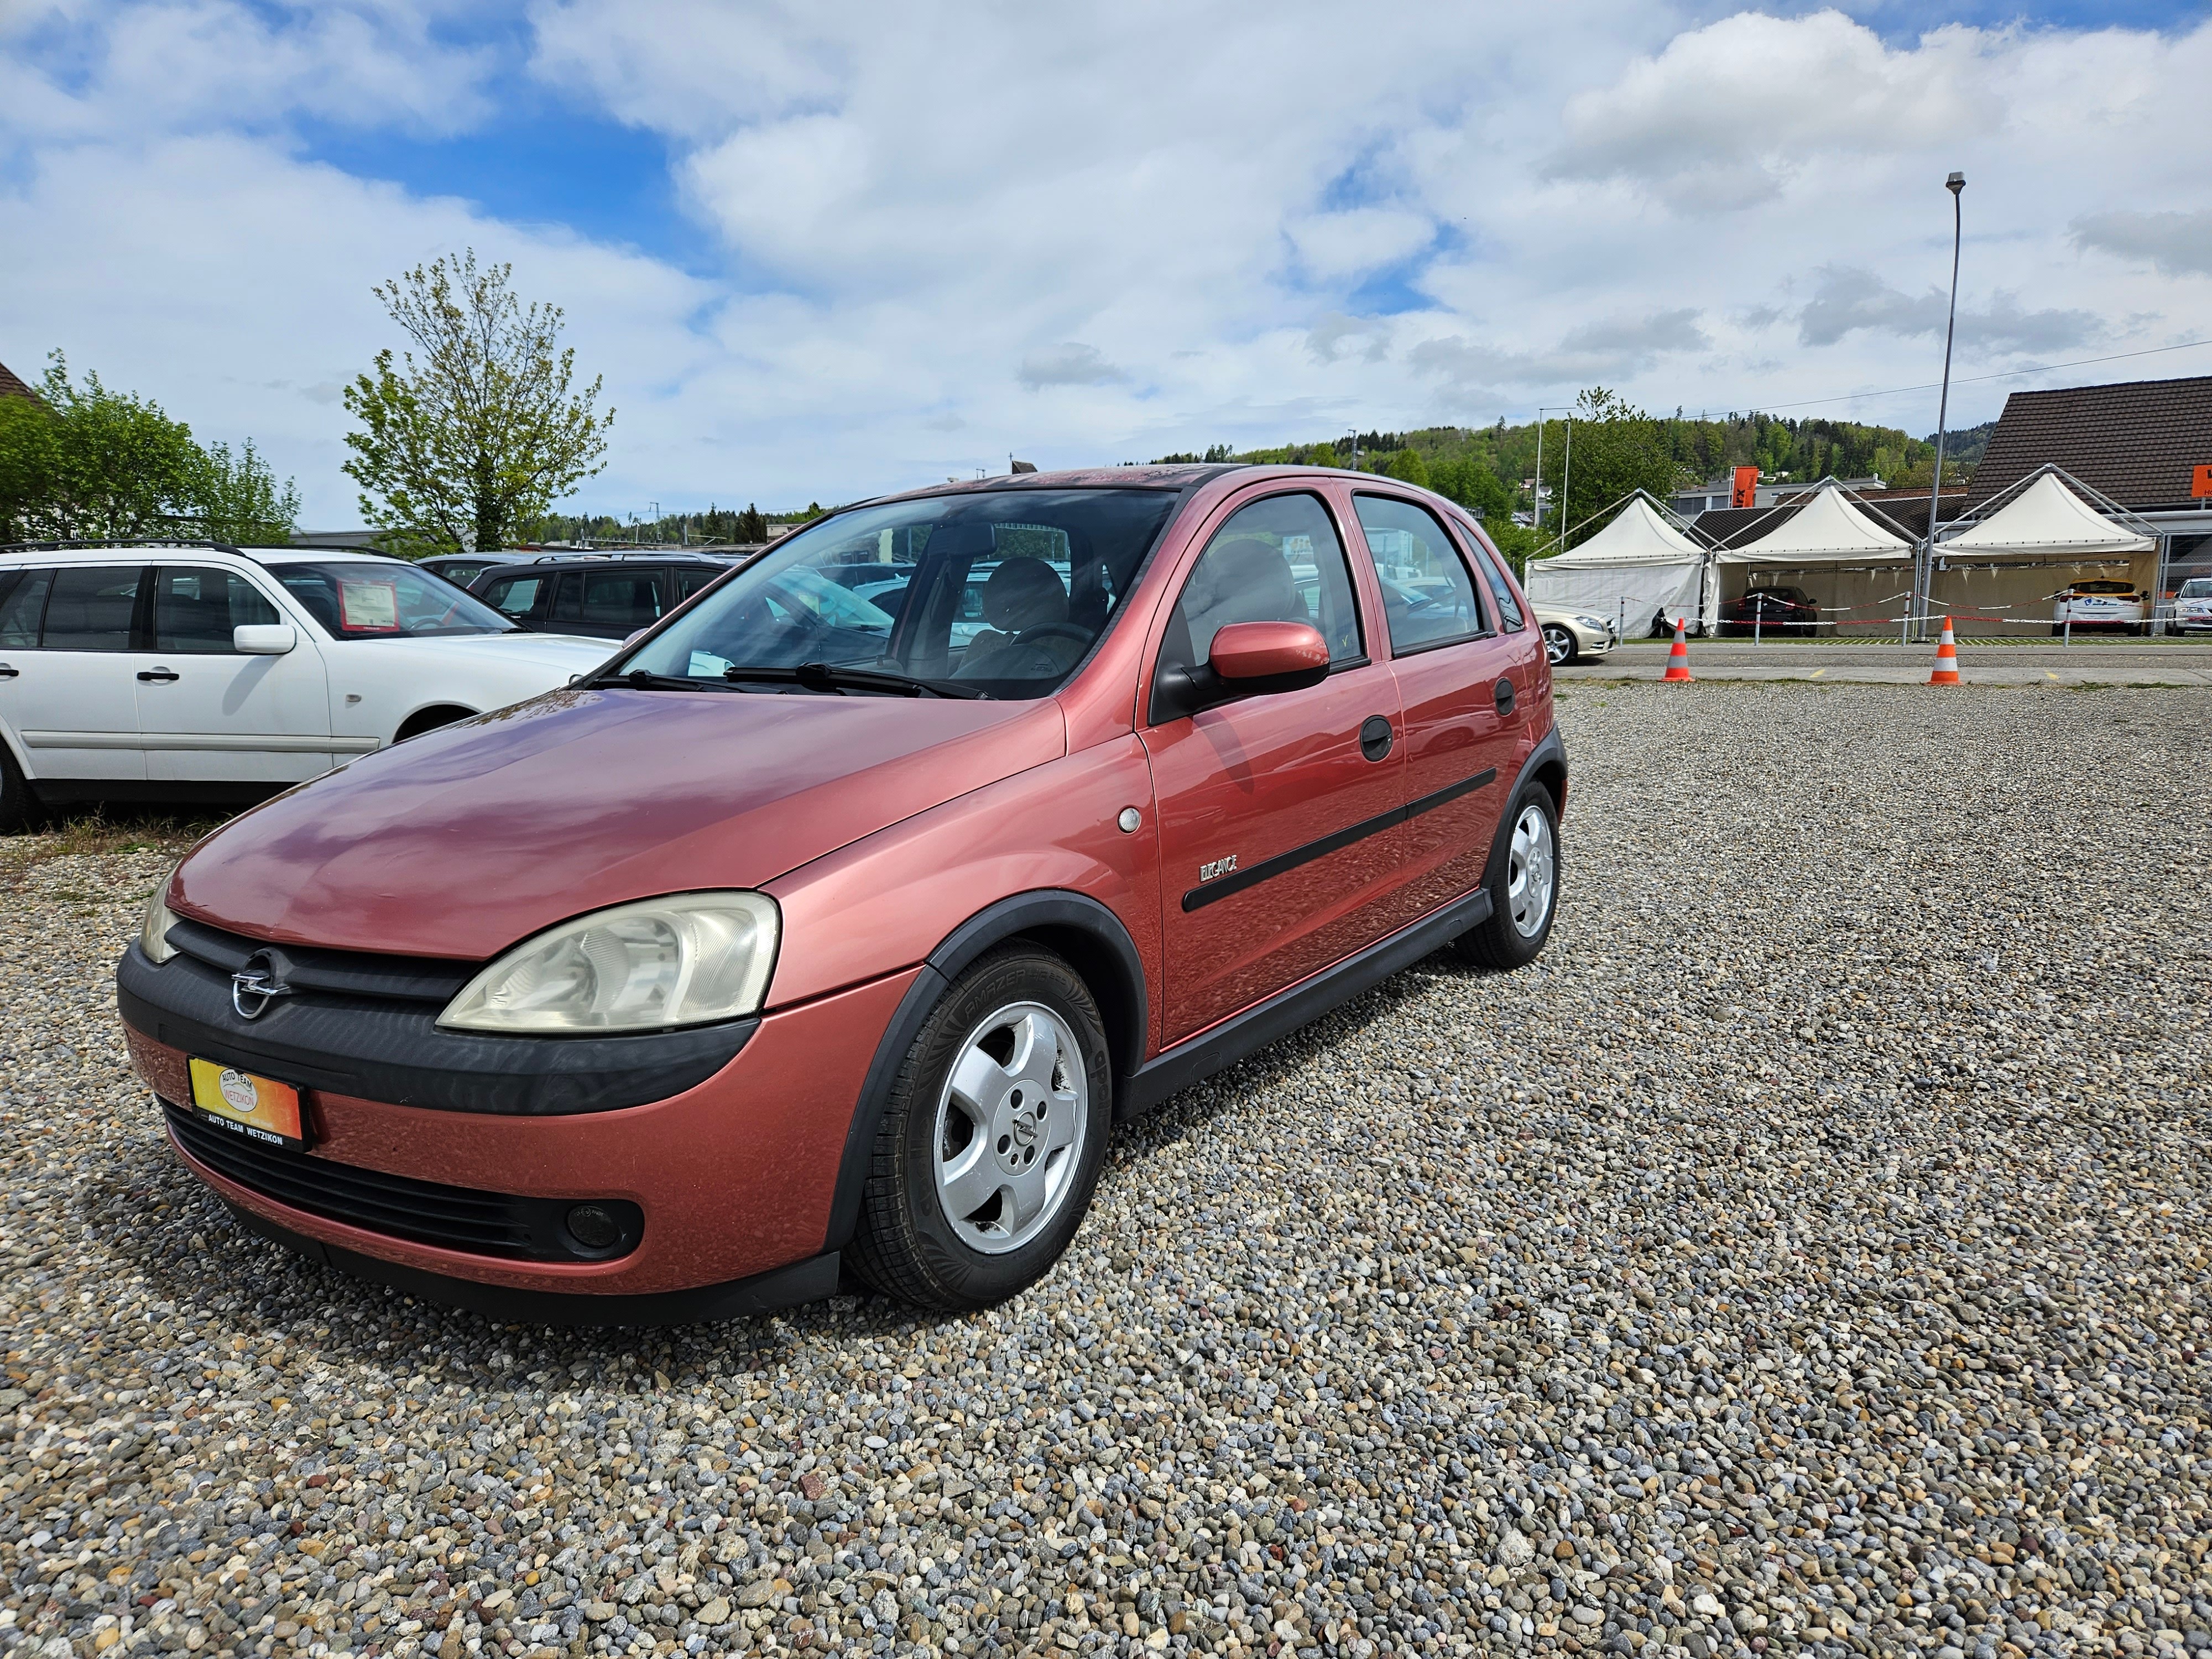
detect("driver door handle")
[137,667,180,684]
[0,664,17,679]
[1359,715,1394,761]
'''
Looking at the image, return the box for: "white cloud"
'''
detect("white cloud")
[5,2,2212,521]
[2072,209,2212,279]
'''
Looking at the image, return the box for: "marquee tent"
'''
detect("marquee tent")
[1523,493,1713,637]
[1708,484,1912,634]
[1926,467,2160,635]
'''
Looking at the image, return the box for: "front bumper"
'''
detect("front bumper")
[122,964,920,1312]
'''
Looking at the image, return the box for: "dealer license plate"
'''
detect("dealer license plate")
[187,1058,307,1150]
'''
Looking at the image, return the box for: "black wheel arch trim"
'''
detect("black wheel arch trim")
[1482,726,1568,890]
[821,889,1147,1254]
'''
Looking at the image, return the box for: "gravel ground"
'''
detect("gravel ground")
[3,682,2210,1659]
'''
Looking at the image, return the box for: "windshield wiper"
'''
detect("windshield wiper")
[591,668,740,692]
[719,662,988,700]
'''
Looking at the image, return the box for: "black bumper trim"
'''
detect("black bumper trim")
[118,945,755,1116]
[221,1200,842,1327]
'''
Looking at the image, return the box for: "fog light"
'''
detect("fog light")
[565,1203,624,1251]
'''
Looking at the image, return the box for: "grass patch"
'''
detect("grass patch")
[0,806,228,893]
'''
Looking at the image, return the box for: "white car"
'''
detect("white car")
[0,544,615,829]
[2173,577,2212,634]
[2052,580,2147,635]
[1533,606,1618,666]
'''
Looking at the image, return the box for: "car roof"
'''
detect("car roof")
[0,539,414,568]
[478,553,739,575]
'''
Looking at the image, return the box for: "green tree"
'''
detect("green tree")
[343,250,612,554]
[1380,446,1430,488]
[196,438,301,544]
[735,503,768,542]
[1538,388,1684,550]
[0,392,58,543]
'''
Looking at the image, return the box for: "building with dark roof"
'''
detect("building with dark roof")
[1969,374,2212,511]
[0,359,40,403]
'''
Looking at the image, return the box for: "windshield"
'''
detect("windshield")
[2181,578,2212,597]
[278,562,517,640]
[619,488,1178,697]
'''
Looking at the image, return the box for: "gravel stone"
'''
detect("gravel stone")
[3,683,2210,1659]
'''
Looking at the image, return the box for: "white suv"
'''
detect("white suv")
[0,542,615,829]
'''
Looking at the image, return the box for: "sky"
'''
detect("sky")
[3,1,2210,526]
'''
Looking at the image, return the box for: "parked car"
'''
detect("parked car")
[2174,577,2212,634]
[117,466,1565,1321]
[472,554,740,640]
[417,551,535,589]
[0,543,615,829]
[2053,578,2148,634]
[1533,606,1616,666]
[1721,586,1819,636]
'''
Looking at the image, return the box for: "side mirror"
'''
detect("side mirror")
[623,629,648,648]
[234,624,296,655]
[1154,620,1330,721]
[1210,620,1330,691]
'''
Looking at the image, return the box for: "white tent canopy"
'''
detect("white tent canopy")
[1938,471,2154,556]
[1524,494,1712,635]
[1713,485,1911,564]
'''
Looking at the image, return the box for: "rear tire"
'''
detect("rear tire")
[0,744,34,834]
[848,946,1112,1310]
[1453,782,1559,972]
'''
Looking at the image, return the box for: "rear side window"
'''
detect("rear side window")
[675,568,721,601]
[581,570,662,628]
[1352,494,1484,654]
[153,566,282,653]
[0,570,53,648]
[42,566,144,651]
[1160,493,1364,682]
[484,576,545,619]
[1460,529,1525,631]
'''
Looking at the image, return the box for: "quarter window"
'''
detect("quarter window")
[1159,493,1364,688]
[41,566,143,651]
[1351,495,1484,654]
[0,570,54,648]
[153,566,282,653]
[1461,530,1525,632]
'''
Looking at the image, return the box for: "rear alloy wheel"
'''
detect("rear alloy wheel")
[1541,623,1576,666]
[1453,783,1559,972]
[849,947,1111,1310]
[0,744,33,835]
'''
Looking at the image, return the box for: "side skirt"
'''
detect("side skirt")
[1119,884,1492,1119]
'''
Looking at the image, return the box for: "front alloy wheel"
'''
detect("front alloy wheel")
[850,946,1112,1309]
[1541,623,1575,666]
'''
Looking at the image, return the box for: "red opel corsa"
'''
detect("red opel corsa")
[117,466,1564,1321]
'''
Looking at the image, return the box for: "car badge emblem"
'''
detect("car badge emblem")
[231,955,294,1021]
[1198,854,1239,883]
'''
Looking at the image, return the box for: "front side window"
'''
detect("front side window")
[482,575,545,619]
[153,566,282,653]
[621,488,1178,698]
[1352,494,1483,654]
[0,569,54,649]
[276,562,517,640]
[1157,493,1363,691]
[41,566,143,651]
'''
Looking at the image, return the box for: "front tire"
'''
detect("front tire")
[1453,783,1559,972]
[1541,623,1575,666]
[849,946,1112,1310]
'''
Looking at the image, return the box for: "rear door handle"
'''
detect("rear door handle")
[0,664,16,680]
[137,668,180,684]
[1493,677,1516,716]
[1359,714,1394,761]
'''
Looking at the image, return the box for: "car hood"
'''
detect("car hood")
[171,687,1067,960]
[333,631,615,675]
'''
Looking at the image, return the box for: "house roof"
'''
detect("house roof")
[1969,374,2212,509]
[0,359,39,403]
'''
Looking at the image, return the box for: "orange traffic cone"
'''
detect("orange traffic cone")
[1928,617,1961,685]
[1662,617,1693,682]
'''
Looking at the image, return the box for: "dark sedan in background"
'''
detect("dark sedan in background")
[1721,585,1819,636]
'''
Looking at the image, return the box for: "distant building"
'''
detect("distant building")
[0,358,41,403]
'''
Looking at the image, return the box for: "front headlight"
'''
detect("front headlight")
[437,891,780,1034]
[140,858,184,964]
[1575,615,1609,632]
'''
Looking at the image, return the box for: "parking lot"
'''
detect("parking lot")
[4,681,2210,1659]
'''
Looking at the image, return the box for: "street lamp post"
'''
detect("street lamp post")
[1919,171,1966,643]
